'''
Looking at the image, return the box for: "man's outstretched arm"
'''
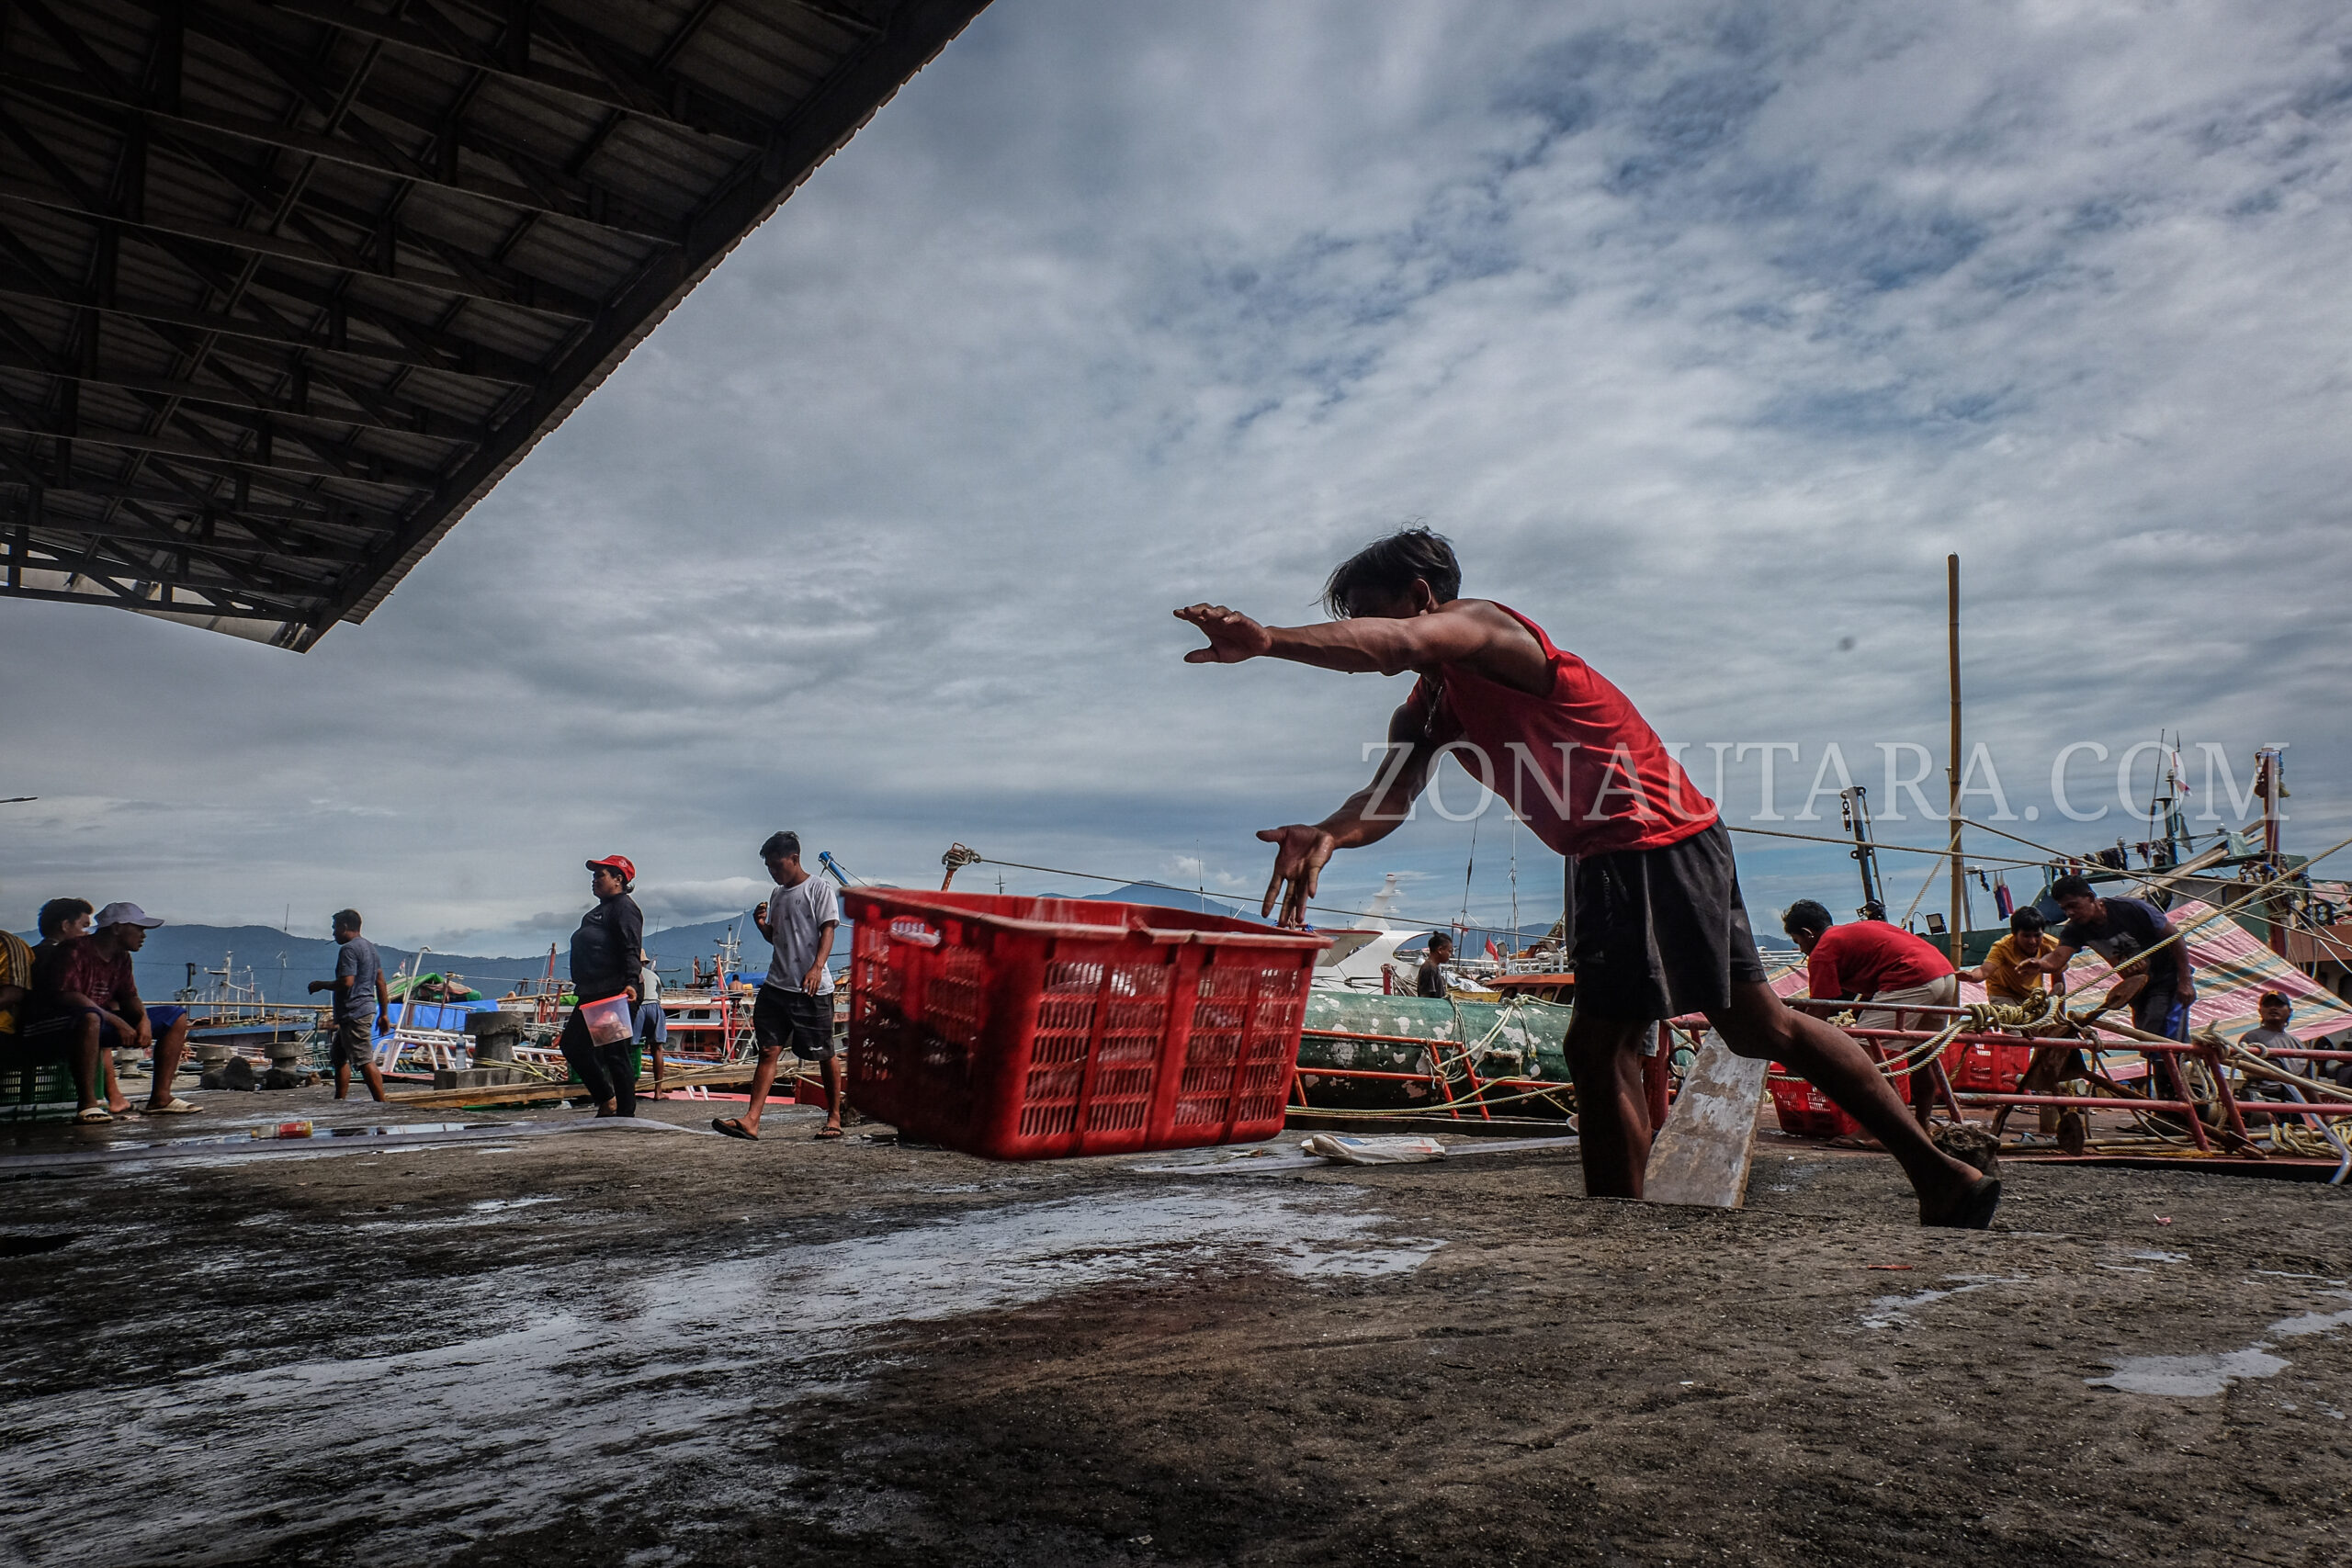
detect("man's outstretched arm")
[1256,703,1437,925]
[1174,601,1551,691]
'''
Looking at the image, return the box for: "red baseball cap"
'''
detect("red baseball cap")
[585,854,636,882]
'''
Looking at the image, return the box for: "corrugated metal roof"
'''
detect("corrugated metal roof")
[0,0,991,648]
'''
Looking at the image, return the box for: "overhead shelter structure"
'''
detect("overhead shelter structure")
[0,0,989,648]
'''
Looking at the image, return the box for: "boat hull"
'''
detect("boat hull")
[1295,992,1574,1115]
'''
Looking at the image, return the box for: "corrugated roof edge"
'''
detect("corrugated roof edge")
[302,0,996,651]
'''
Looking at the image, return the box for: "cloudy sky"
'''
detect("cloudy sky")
[6,0,2349,952]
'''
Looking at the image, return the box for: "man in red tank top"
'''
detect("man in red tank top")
[1178,527,1996,1227]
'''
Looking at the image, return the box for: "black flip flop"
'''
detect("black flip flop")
[712,1117,759,1141]
[813,1124,844,1140]
[1923,1175,2002,1230]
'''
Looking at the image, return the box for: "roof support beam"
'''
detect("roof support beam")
[0,344,487,444]
[0,408,438,491]
[0,180,600,327]
[0,271,540,385]
[1,471,390,525]
[0,513,331,615]
[0,67,683,246]
[249,0,787,145]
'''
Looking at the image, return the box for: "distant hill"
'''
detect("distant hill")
[26,886,1558,1003]
[1,923,563,1008]
[1081,882,1251,919]
[9,911,777,1004]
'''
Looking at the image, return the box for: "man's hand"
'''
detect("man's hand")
[802,964,827,993]
[1176,604,1274,664]
[2177,976,2197,1005]
[1258,824,1338,927]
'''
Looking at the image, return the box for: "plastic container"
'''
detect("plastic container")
[576,994,635,1046]
[842,890,1329,1159]
[1768,1037,1964,1138]
[1948,1038,2036,1093]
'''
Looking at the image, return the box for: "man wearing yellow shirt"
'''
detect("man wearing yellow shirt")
[1964,908,2052,1003]
[0,924,30,1044]
[1962,908,2082,1144]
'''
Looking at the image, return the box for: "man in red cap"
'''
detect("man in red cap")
[563,856,644,1116]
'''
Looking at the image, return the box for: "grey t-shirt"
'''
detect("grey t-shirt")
[335,935,382,1021]
[2241,1024,2309,1078]
[761,876,841,996]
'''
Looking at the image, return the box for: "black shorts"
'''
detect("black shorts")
[753,986,835,1061]
[1571,820,1767,1022]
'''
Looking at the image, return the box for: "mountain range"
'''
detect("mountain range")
[18,881,1557,1004]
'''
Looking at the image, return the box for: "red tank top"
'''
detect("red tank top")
[1406,604,1717,858]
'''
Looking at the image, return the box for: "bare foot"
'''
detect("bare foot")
[1919,1173,2002,1229]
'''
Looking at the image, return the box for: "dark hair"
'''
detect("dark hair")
[1781,899,1834,936]
[1427,932,1454,951]
[760,830,801,862]
[2050,874,2095,902]
[2008,908,2045,935]
[37,897,93,939]
[2260,989,2290,1008]
[334,908,362,932]
[1323,526,1461,618]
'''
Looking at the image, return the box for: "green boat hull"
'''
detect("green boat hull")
[1295,990,1575,1115]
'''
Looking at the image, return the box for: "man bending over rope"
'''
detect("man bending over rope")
[1176,526,1998,1227]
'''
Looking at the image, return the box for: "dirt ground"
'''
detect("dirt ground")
[4,1086,2350,1568]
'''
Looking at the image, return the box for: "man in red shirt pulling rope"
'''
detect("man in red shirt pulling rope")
[1177,527,1997,1227]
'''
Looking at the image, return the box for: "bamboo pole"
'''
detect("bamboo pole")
[1947,553,1964,966]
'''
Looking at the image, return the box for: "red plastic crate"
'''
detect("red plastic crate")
[841,890,1330,1159]
[1769,1034,1967,1138]
[1947,1039,2036,1093]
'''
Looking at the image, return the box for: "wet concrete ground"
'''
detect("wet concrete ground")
[5,1087,2350,1567]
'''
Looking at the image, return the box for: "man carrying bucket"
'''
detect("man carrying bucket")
[1176,526,1998,1227]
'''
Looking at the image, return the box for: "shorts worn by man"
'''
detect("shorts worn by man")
[715,831,842,1142]
[1173,525,1996,1227]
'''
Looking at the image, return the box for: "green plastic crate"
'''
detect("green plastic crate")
[0,1060,80,1123]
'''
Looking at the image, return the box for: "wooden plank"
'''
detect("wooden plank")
[383,1060,771,1111]
[1642,1031,1767,1209]
[1284,1110,1575,1140]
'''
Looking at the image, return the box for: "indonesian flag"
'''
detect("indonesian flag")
[1485,939,1503,962]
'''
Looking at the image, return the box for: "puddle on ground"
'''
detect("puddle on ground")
[2087,1295,2352,1398]
[1859,1274,2028,1330]
[0,1187,1437,1566]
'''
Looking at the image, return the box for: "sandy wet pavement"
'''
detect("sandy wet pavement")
[4,1089,2350,1566]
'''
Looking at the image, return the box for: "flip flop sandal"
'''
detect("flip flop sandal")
[144,1099,200,1114]
[813,1125,845,1140]
[74,1106,113,1123]
[712,1117,759,1141]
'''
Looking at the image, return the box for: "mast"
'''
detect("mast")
[1946,554,1964,965]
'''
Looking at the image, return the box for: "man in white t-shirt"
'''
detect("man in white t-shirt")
[714,830,841,1140]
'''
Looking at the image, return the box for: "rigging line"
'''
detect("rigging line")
[1726,821,2041,865]
[967,856,1466,932]
[1898,824,1962,930]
